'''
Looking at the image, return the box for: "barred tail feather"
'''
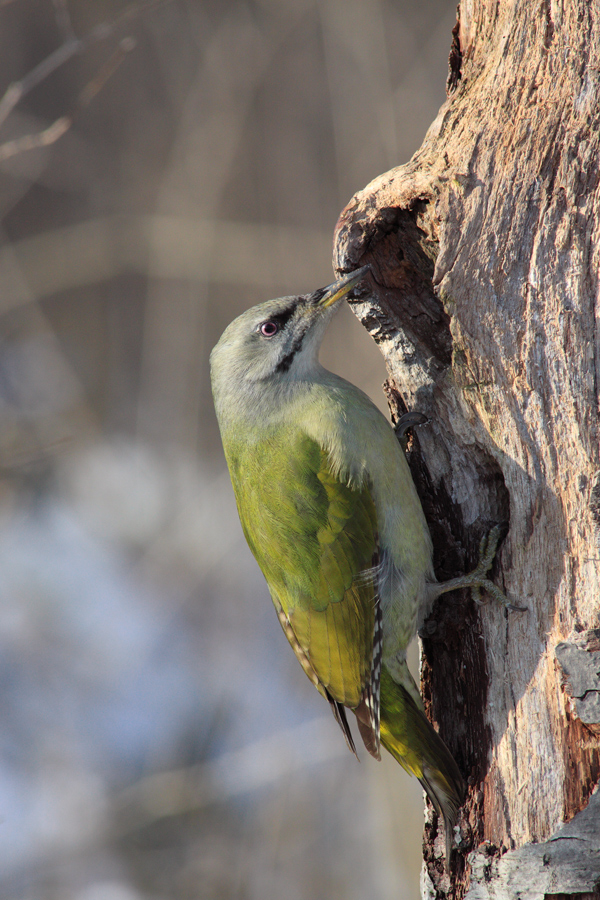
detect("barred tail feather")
[419,768,462,863]
[379,662,465,862]
[326,690,359,759]
[354,592,383,760]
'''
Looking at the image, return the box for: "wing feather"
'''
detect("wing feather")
[228,428,381,756]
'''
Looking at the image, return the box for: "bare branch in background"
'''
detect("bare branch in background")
[0,116,72,162]
[0,38,136,163]
[0,0,168,129]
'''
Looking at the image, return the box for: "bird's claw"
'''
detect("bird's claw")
[394,412,429,451]
[470,526,527,612]
[432,525,527,612]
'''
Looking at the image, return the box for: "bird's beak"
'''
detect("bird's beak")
[317,265,371,309]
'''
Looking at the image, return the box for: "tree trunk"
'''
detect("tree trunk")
[333,2,600,897]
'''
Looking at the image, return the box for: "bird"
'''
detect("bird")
[210,265,513,861]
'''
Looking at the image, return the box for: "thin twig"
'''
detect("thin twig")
[0,0,168,129]
[78,36,137,107]
[0,38,136,163]
[0,39,82,128]
[0,117,72,162]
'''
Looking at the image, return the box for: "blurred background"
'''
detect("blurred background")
[0,1,455,898]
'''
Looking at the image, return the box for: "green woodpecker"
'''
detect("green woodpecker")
[211,266,511,859]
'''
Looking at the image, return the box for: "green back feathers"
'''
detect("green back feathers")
[225,427,378,711]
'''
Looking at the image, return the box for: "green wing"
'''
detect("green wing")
[226,428,380,752]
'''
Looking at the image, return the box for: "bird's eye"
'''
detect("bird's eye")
[260,321,279,337]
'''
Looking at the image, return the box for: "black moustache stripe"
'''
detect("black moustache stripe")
[275,326,308,373]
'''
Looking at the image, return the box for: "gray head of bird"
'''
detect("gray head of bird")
[210,266,370,415]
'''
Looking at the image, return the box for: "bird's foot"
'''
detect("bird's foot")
[467,526,526,611]
[431,525,527,612]
[394,412,428,451]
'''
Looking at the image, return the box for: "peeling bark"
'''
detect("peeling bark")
[333,1,600,897]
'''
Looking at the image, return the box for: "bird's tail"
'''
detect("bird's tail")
[380,661,465,862]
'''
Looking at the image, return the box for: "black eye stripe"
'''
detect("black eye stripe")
[258,305,295,333]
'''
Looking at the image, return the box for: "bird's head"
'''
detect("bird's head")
[210,266,370,403]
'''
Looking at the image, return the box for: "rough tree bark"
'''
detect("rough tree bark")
[333,2,600,898]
